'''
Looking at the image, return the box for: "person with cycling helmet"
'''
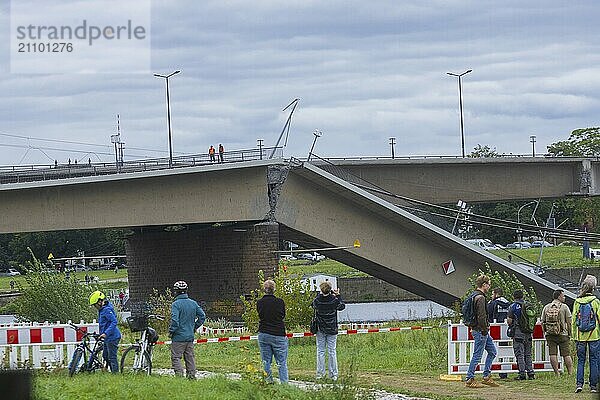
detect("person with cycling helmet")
[169,280,206,379]
[89,290,121,373]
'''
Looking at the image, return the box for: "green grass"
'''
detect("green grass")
[34,372,316,400]
[284,259,367,278]
[491,246,600,268]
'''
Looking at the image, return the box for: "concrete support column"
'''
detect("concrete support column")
[125,222,279,319]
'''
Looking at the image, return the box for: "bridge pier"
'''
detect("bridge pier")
[125,222,279,319]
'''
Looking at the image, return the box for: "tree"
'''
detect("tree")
[547,127,600,157]
[468,144,499,158]
[240,267,314,332]
[12,249,97,323]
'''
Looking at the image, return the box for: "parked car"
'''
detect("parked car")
[279,255,297,261]
[506,241,532,249]
[531,240,553,248]
[297,252,325,262]
[466,239,498,251]
[0,268,21,277]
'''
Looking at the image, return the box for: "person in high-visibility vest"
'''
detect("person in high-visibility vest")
[208,145,216,162]
[218,144,224,163]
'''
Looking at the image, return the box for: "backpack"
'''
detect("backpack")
[576,302,598,332]
[518,301,536,334]
[543,303,561,335]
[462,292,479,327]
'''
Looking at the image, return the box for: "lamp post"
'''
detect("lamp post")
[307,129,322,161]
[447,70,472,158]
[389,137,396,159]
[517,201,538,242]
[257,139,264,160]
[154,70,181,168]
[530,135,537,157]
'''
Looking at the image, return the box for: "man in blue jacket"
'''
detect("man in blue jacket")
[169,280,206,379]
[89,290,121,373]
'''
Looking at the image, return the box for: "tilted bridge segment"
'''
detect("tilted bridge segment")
[0,158,580,311]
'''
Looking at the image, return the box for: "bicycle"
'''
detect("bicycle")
[120,314,163,375]
[68,323,105,377]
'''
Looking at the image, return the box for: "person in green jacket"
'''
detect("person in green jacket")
[572,276,600,393]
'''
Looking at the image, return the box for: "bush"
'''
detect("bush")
[13,249,97,323]
[463,263,542,314]
[240,267,314,332]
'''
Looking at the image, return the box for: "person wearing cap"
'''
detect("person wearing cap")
[169,280,206,379]
[89,290,121,373]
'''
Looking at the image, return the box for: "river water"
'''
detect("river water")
[339,300,453,322]
[0,301,454,325]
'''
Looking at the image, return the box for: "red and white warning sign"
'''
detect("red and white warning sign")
[442,260,455,275]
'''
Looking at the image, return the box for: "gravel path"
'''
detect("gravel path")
[153,369,430,400]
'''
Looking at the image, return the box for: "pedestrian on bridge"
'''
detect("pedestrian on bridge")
[312,281,345,381]
[257,279,288,383]
[218,144,224,163]
[209,145,216,162]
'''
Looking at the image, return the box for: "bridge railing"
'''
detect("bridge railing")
[0,146,283,185]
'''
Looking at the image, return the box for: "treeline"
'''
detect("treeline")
[0,228,129,268]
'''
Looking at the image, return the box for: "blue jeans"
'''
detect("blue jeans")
[258,333,288,383]
[102,340,120,373]
[316,331,338,379]
[466,330,497,380]
[576,340,599,388]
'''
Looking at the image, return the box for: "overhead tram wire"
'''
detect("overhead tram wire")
[307,154,600,242]
[350,182,600,242]
[0,131,184,155]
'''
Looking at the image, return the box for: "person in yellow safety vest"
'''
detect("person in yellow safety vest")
[208,145,216,162]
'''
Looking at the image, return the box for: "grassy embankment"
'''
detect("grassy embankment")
[34,322,594,400]
[0,269,128,292]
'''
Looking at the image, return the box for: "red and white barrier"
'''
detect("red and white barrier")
[0,321,99,369]
[154,325,431,345]
[447,320,559,375]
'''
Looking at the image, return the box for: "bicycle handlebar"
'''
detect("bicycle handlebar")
[69,323,102,340]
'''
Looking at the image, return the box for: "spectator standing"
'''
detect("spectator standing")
[9,280,15,291]
[487,287,510,379]
[257,279,288,383]
[487,287,510,323]
[218,144,224,163]
[169,280,206,379]
[465,274,499,388]
[572,276,600,393]
[208,145,216,162]
[118,290,125,307]
[312,281,345,381]
[89,291,121,373]
[507,290,535,380]
[540,289,573,376]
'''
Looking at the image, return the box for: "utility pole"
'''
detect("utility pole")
[111,114,121,172]
[530,135,537,157]
[307,130,322,161]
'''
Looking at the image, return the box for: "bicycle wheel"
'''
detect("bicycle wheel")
[68,348,84,377]
[120,346,152,375]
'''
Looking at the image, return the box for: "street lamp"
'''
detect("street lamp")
[517,201,538,242]
[389,137,396,159]
[257,139,264,160]
[530,135,537,157]
[154,70,181,168]
[447,70,472,158]
[307,130,322,161]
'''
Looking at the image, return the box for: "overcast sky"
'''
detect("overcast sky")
[0,1,598,165]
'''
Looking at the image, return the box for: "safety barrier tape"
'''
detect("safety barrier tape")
[152,325,432,346]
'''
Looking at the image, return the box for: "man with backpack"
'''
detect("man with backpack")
[464,274,500,388]
[487,287,510,379]
[540,289,573,376]
[507,289,535,380]
[572,276,600,393]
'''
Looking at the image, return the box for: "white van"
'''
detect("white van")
[466,239,497,251]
